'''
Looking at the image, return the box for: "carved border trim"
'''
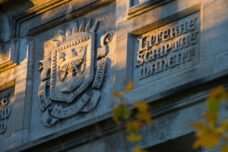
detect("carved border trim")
[13,0,115,37]
[26,0,72,16]
[13,0,72,37]
[16,0,71,20]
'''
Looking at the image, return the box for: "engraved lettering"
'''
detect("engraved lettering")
[136,14,199,80]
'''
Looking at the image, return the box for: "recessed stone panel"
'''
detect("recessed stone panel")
[133,12,200,86]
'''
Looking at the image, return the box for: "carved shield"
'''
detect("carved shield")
[50,32,95,103]
[38,18,112,126]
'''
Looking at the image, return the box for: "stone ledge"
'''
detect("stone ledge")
[11,74,228,152]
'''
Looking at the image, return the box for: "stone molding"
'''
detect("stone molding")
[0,41,17,73]
[12,0,115,37]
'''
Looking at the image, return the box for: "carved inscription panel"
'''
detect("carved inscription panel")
[134,13,200,83]
[0,88,13,136]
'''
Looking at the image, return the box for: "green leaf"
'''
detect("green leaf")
[207,97,221,113]
[126,121,140,133]
[207,86,227,112]
[113,103,132,123]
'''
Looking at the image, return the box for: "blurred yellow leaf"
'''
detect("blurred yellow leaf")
[113,103,131,123]
[126,121,141,133]
[221,145,228,152]
[125,82,134,92]
[210,86,228,101]
[134,102,150,113]
[112,91,124,98]
[191,87,228,151]
[126,133,142,142]
[136,112,152,124]
[204,112,218,128]
[225,133,228,141]
[191,122,222,149]
[193,130,221,149]
[191,122,208,136]
[221,121,228,132]
[133,147,147,152]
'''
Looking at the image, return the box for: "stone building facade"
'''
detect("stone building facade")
[0,0,227,151]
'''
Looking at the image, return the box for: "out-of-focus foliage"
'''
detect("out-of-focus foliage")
[191,86,228,152]
[112,83,228,152]
[133,147,147,152]
[113,103,132,124]
[112,82,151,152]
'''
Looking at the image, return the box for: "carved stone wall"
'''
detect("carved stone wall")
[0,0,227,152]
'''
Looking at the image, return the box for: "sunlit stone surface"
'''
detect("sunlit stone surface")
[0,0,227,151]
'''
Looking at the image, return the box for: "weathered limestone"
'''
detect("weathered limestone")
[0,0,227,152]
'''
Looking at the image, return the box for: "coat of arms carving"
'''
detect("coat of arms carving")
[38,19,112,127]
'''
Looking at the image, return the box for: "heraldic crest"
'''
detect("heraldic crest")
[38,18,112,127]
